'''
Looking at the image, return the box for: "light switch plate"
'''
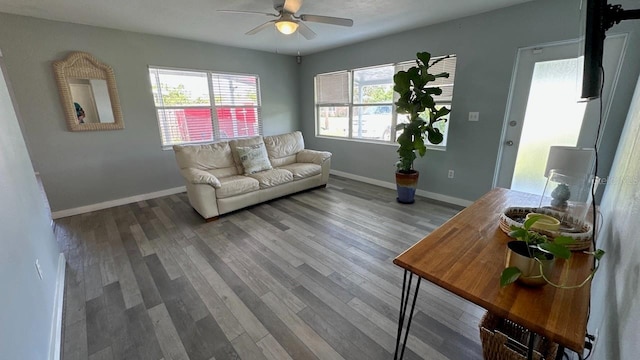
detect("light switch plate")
[468,112,480,122]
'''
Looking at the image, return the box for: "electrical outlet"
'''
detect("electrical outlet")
[468,112,480,122]
[448,170,455,179]
[35,259,43,280]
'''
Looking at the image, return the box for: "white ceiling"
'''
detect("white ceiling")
[0,0,534,55]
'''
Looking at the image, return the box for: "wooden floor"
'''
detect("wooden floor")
[57,175,486,360]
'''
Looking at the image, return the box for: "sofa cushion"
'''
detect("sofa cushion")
[216,176,260,199]
[236,142,273,175]
[173,142,238,178]
[248,169,293,189]
[230,136,265,174]
[264,131,305,167]
[278,163,322,180]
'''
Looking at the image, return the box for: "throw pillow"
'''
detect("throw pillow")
[236,142,273,175]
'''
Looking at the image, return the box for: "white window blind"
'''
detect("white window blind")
[316,71,350,105]
[149,67,262,148]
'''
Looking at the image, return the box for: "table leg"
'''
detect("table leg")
[393,269,421,360]
[527,332,536,360]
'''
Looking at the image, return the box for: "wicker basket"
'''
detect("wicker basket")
[499,207,592,251]
[479,312,558,360]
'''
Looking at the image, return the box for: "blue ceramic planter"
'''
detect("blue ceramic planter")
[396,171,419,204]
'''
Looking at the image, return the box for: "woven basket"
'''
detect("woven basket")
[479,312,558,360]
[499,207,592,251]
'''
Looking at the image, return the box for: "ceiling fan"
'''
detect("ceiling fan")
[218,0,354,40]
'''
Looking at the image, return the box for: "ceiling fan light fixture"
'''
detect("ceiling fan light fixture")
[275,20,298,35]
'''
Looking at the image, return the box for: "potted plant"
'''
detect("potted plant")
[394,52,451,203]
[500,214,605,288]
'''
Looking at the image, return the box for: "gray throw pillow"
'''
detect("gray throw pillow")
[236,142,273,175]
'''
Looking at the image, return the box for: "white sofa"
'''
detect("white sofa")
[173,131,331,220]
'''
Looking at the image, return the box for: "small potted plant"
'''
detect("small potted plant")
[500,215,605,288]
[393,52,451,203]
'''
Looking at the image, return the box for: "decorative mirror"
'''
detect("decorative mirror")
[53,52,124,131]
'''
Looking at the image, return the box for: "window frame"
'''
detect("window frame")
[148,65,262,149]
[314,55,456,150]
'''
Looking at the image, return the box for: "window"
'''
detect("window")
[149,67,261,148]
[314,55,456,147]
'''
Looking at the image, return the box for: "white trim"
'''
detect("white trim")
[492,44,523,189]
[330,169,472,207]
[596,33,628,149]
[49,253,66,360]
[51,186,186,219]
[314,135,447,151]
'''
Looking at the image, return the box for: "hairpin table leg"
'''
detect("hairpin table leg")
[393,269,421,360]
[527,331,536,360]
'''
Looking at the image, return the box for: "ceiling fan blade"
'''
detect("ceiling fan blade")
[218,10,278,17]
[299,14,353,27]
[283,0,303,14]
[246,20,276,35]
[297,22,316,40]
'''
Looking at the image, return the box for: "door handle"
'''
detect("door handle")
[505,140,514,146]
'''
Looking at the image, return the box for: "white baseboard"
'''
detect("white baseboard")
[330,169,473,207]
[49,253,66,360]
[51,186,186,219]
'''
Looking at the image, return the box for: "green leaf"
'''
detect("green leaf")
[508,228,528,240]
[523,215,542,230]
[552,236,575,246]
[435,106,450,119]
[422,74,436,83]
[529,232,548,245]
[395,123,407,131]
[433,72,450,79]
[426,128,443,144]
[428,54,450,68]
[538,242,572,260]
[500,267,522,287]
[393,72,410,93]
[416,52,432,67]
[593,249,605,261]
[425,87,443,96]
[414,138,427,157]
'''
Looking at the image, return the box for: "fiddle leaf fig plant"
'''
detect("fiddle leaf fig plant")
[394,52,451,172]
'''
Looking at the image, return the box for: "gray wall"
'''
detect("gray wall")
[0,13,300,212]
[300,0,640,202]
[0,54,61,360]
[589,73,640,359]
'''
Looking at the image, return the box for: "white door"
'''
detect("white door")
[494,36,625,195]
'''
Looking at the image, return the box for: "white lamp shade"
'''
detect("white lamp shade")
[544,146,595,177]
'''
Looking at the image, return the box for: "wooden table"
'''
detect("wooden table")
[392,188,593,360]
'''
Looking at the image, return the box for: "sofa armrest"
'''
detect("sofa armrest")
[180,168,221,188]
[297,149,332,165]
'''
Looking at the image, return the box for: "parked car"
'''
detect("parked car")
[353,105,392,140]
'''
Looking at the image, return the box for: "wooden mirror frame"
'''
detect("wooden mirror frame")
[53,52,124,131]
